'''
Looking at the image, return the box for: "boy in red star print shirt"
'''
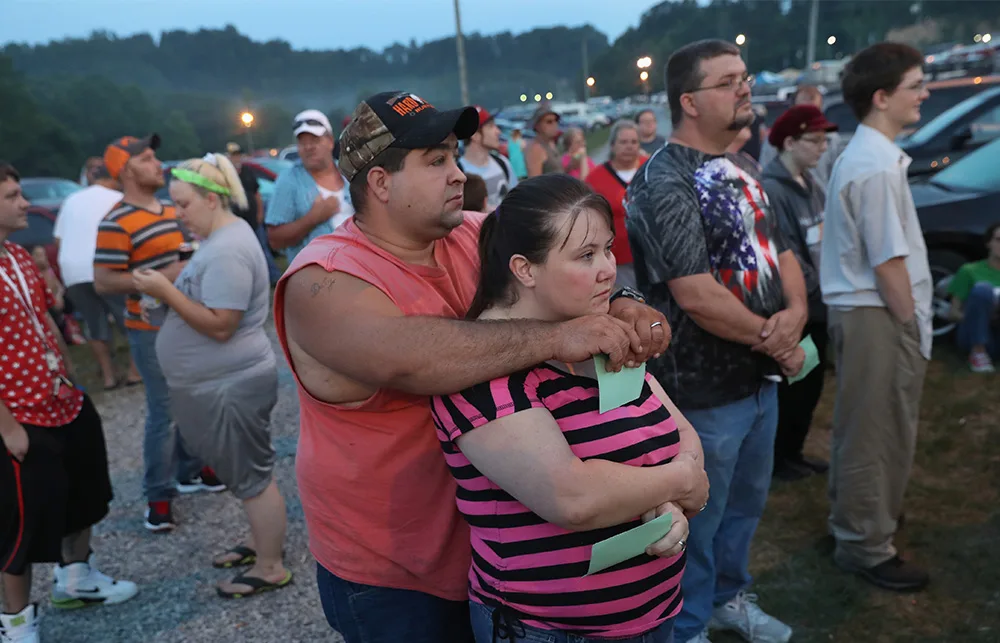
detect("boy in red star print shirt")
[0,163,137,643]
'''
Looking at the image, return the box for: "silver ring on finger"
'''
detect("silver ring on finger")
[650,321,663,328]
[677,538,686,550]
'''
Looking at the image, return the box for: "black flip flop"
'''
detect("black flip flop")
[103,380,124,391]
[216,570,293,599]
[212,545,257,569]
[125,378,143,387]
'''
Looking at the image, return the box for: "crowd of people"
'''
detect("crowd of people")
[0,35,996,643]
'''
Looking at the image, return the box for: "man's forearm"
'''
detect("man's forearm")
[344,317,561,396]
[94,267,136,295]
[0,401,20,437]
[44,313,73,376]
[672,279,767,345]
[267,209,321,250]
[874,258,915,322]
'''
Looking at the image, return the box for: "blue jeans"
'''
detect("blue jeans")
[316,563,473,643]
[470,601,673,643]
[256,222,282,285]
[956,282,1000,358]
[128,329,200,502]
[673,384,778,642]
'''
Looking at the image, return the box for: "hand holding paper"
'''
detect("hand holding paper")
[587,511,673,575]
[786,335,820,384]
[593,355,646,414]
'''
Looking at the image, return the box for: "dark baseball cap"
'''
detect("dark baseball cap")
[768,105,837,149]
[339,91,479,182]
[104,134,161,180]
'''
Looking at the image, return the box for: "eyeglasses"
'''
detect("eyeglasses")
[797,134,828,146]
[688,72,755,94]
[294,118,329,131]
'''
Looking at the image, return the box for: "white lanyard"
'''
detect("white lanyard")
[0,251,59,364]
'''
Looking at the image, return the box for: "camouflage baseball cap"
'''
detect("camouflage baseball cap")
[339,91,479,182]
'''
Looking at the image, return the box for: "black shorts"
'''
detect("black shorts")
[0,395,113,575]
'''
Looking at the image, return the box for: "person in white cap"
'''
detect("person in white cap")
[265,109,354,262]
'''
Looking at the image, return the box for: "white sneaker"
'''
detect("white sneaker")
[684,630,713,643]
[0,604,40,643]
[708,592,792,643]
[51,561,139,609]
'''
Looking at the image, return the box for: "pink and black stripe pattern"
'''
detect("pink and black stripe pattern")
[431,365,684,638]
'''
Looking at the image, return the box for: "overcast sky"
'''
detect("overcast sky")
[1,0,660,50]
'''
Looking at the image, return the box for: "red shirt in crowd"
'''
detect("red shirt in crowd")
[0,241,83,427]
[585,159,647,267]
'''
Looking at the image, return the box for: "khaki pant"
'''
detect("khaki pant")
[827,307,927,569]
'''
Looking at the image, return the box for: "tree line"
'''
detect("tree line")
[589,0,997,99]
[2,1,996,178]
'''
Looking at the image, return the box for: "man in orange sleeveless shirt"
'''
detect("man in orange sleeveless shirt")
[274,91,672,642]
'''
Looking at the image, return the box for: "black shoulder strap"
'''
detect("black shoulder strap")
[603,161,629,189]
[490,151,511,182]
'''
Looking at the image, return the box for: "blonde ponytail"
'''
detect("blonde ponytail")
[175,153,248,212]
[212,153,249,212]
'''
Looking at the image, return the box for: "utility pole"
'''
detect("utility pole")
[453,0,470,105]
[581,37,589,101]
[806,0,819,68]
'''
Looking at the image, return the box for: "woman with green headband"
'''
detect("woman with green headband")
[132,152,292,598]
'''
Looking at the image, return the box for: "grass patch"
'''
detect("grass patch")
[741,353,1000,642]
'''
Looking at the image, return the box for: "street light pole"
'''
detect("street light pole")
[582,37,589,101]
[453,0,470,106]
[241,111,255,154]
[806,0,819,68]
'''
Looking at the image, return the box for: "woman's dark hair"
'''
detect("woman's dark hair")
[466,174,613,319]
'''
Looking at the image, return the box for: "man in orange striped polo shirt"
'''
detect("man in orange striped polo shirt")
[93,135,217,532]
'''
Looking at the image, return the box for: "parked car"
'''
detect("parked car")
[7,205,58,250]
[18,178,82,211]
[277,145,300,162]
[899,85,1000,176]
[912,136,1000,336]
[823,75,1000,138]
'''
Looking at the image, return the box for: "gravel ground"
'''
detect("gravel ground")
[34,325,344,643]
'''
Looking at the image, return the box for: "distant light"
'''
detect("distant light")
[942,156,951,164]
[974,34,983,43]
[586,76,596,87]
[827,36,837,46]
[240,111,254,126]
[269,148,277,156]
[545,92,553,100]
[636,56,652,69]
[735,34,746,46]
[926,55,935,64]
[984,34,993,43]
[812,62,821,70]
[639,71,649,81]
[534,93,542,102]
[974,76,983,84]
[930,160,939,168]
[520,94,527,102]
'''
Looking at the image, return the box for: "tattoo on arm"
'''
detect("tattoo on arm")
[310,275,338,298]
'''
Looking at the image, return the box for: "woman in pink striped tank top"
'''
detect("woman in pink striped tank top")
[431,175,710,643]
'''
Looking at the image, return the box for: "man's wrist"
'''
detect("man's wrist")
[610,286,646,306]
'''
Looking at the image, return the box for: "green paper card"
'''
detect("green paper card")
[787,335,820,385]
[586,512,674,576]
[593,355,646,414]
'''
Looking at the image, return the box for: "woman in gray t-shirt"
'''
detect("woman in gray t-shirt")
[133,153,291,599]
